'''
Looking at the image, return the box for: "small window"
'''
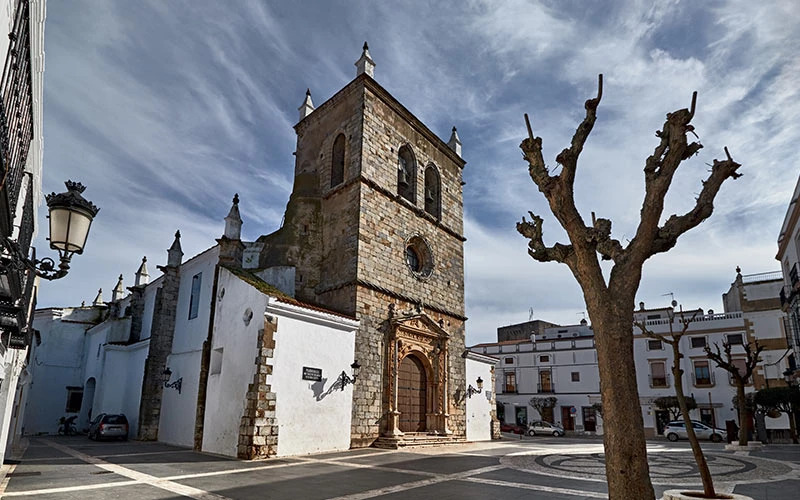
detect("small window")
[210,347,224,376]
[539,355,549,363]
[504,357,514,365]
[650,361,668,388]
[647,314,661,320]
[694,360,712,386]
[647,339,663,350]
[727,333,744,345]
[331,134,345,187]
[189,273,202,320]
[65,388,83,413]
[423,165,441,219]
[571,372,580,382]
[690,337,707,349]
[397,145,416,203]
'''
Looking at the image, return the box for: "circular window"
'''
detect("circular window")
[405,236,434,278]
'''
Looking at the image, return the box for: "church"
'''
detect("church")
[21,44,497,458]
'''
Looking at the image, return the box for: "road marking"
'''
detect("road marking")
[461,476,608,498]
[2,479,140,497]
[326,465,506,499]
[23,439,232,500]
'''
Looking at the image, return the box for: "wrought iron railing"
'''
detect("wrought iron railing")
[0,0,34,231]
[537,383,555,393]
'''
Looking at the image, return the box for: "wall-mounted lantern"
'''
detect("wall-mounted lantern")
[162,367,182,394]
[467,376,484,398]
[340,360,361,390]
[0,180,99,280]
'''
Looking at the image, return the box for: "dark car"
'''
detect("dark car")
[88,413,129,441]
[500,423,526,434]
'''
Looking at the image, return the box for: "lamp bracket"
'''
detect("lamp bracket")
[0,239,71,281]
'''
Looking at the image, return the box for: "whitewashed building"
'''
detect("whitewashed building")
[471,269,791,438]
[24,196,362,458]
[776,174,800,378]
[0,0,46,465]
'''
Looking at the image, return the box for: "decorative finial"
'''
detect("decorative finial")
[92,288,103,306]
[355,41,375,78]
[448,126,462,157]
[298,88,315,120]
[233,193,239,205]
[112,274,125,302]
[736,266,741,274]
[167,230,184,267]
[135,256,150,286]
[224,193,243,240]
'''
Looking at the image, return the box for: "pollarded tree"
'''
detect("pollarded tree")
[653,396,698,421]
[705,340,764,445]
[517,76,741,499]
[754,386,800,444]
[529,396,557,421]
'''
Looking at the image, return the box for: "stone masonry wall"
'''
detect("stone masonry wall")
[238,315,278,459]
[137,265,180,440]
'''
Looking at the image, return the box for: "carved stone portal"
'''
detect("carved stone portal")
[384,312,451,436]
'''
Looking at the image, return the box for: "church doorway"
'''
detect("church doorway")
[398,355,427,432]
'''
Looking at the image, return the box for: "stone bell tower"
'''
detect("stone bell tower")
[256,43,467,447]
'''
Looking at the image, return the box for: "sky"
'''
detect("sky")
[34,0,800,346]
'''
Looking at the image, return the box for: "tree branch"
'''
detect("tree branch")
[557,74,603,190]
[590,212,624,262]
[650,148,742,256]
[516,212,575,264]
[521,114,557,197]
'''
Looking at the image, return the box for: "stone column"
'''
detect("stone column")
[385,339,403,437]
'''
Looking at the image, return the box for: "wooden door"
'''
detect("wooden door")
[540,370,552,392]
[398,355,427,432]
[582,406,596,432]
[561,406,574,431]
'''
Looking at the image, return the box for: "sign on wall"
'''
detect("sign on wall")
[302,366,322,382]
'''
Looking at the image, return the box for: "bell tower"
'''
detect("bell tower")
[256,43,467,446]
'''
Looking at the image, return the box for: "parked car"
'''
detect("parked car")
[500,423,526,434]
[528,420,565,437]
[88,413,129,441]
[663,420,725,442]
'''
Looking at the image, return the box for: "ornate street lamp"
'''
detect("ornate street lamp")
[162,367,183,394]
[467,376,484,398]
[340,360,361,390]
[0,180,99,280]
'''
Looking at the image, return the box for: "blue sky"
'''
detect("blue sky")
[34,0,800,345]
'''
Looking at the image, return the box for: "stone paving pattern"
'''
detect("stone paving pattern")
[3,435,799,499]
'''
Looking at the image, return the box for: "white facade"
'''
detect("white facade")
[471,272,791,438]
[464,351,496,441]
[776,175,800,373]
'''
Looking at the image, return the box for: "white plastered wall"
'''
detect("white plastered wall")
[465,355,493,441]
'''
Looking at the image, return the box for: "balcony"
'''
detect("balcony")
[649,374,671,388]
[791,264,799,289]
[503,385,517,394]
[537,383,555,393]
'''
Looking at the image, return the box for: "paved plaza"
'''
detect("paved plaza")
[1,435,799,499]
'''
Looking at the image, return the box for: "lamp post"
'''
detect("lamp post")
[0,180,99,280]
[162,367,182,394]
[467,376,484,398]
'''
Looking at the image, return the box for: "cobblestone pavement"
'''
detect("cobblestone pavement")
[1,435,798,499]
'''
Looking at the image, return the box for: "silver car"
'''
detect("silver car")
[528,420,565,437]
[88,413,129,441]
[663,420,725,442]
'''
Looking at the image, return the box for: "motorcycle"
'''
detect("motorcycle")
[57,415,78,436]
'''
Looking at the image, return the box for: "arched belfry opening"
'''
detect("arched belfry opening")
[385,311,451,437]
[397,145,416,203]
[331,134,345,187]
[424,164,441,219]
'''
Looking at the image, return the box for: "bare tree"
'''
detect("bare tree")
[705,340,764,445]
[517,75,741,499]
[653,395,698,421]
[637,309,717,498]
[529,396,557,421]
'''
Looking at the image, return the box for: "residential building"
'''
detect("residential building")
[776,175,800,378]
[470,270,791,438]
[0,0,45,464]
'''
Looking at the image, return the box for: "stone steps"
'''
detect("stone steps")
[373,433,466,449]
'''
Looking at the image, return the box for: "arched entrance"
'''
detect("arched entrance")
[398,355,427,432]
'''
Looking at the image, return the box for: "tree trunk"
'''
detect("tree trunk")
[736,383,748,446]
[592,308,655,500]
[788,410,799,444]
[671,337,716,497]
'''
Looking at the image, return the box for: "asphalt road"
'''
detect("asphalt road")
[1,434,798,499]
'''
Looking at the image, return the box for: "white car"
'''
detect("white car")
[663,420,725,442]
[528,420,565,437]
